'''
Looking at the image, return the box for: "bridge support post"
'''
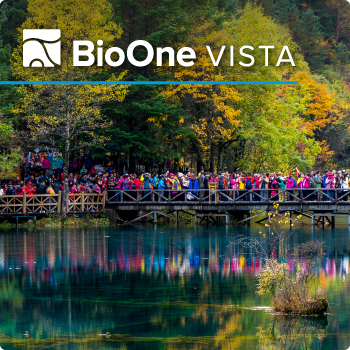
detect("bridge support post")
[226,214,229,225]
[58,191,62,214]
[153,211,157,223]
[332,216,335,228]
[311,214,315,226]
[195,212,198,225]
[23,192,27,214]
[348,213,350,226]
[81,193,85,212]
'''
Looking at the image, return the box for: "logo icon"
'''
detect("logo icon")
[23,29,61,67]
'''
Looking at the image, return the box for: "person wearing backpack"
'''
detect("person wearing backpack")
[157,175,166,201]
[245,172,255,201]
[313,170,322,201]
[276,172,286,201]
[259,173,269,201]
[236,173,245,201]
[143,173,152,201]
[218,175,227,202]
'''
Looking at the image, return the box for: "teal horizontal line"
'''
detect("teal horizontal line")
[0,81,298,85]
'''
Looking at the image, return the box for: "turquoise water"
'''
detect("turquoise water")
[0,221,349,349]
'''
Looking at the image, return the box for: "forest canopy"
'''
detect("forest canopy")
[1,0,350,173]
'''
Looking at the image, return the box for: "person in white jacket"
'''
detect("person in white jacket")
[340,172,349,201]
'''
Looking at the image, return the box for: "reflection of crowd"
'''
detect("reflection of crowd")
[1,232,349,286]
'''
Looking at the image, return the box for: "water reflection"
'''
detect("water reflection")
[0,226,348,349]
[258,316,328,350]
[1,227,349,283]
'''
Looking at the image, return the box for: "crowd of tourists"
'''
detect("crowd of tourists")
[0,167,349,202]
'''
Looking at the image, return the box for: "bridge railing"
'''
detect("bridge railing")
[0,192,61,215]
[0,192,106,215]
[106,188,349,204]
[67,193,106,213]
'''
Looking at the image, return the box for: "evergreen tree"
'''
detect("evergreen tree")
[0,0,28,118]
[292,8,326,71]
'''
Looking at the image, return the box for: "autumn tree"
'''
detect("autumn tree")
[288,71,342,168]
[160,41,241,172]
[0,120,22,179]
[160,3,314,172]
[12,0,127,217]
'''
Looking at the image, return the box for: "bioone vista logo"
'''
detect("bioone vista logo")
[23,29,61,67]
[23,29,296,68]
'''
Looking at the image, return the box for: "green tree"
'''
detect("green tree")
[0,0,28,118]
[0,120,22,179]
[12,0,127,217]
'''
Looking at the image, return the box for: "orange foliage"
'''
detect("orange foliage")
[315,140,336,169]
[292,71,337,134]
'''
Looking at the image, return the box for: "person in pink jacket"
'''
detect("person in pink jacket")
[286,172,295,201]
[286,173,295,189]
[42,156,51,170]
[325,172,336,200]
[253,174,260,201]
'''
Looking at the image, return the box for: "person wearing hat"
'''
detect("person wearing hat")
[142,173,152,201]
[153,173,159,192]
[259,173,269,201]
[285,172,295,201]
[168,173,182,198]
[157,175,166,201]
[313,170,322,200]
[322,170,329,190]
[25,182,36,205]
[276,172,286,201]
[339,171,349,201]
[325,171,336,200]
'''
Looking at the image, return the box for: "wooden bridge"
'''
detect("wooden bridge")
[0,192,106,216]
[105,188,350,226]
[1,188,350,227]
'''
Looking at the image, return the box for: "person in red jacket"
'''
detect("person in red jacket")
[24,182,36,212]
[132,175,142,201]
[25,182,36,196]
[245,172,255,201]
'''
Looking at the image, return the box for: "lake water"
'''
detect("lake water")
[0,219,350,349]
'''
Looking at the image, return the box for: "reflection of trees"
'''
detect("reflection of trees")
[0,279,24,309]
[258,315,328,350]
[0,279,24,330]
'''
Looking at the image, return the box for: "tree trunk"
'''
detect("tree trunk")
[335,10,340,44]
[61,138,70,219]
[129,147,135,173]
[210,142,215,173]
[218,141,224,173]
